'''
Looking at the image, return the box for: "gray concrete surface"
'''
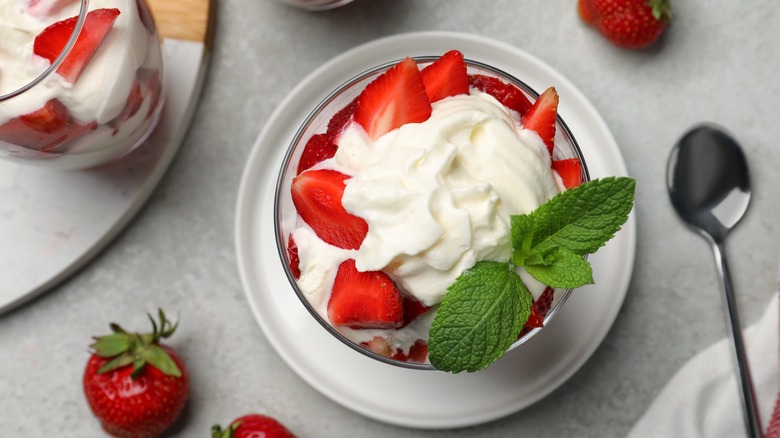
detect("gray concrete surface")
[2,0,780,436]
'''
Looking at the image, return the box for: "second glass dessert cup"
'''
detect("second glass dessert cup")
[275,56,590,371]
[0,0,164,170]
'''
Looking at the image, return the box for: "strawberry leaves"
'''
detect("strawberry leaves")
[90,309,182,378]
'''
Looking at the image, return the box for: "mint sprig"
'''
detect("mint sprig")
[428,261,532,372]
[428,177,635,373]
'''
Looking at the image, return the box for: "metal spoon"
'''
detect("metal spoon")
[667,124,762,437]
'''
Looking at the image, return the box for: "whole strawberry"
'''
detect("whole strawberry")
[578,0,672,49]
[83,310,190,438]
[212,414,296,438]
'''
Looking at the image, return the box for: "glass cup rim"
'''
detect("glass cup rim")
[0,0,90,103]
[274,55,591,371]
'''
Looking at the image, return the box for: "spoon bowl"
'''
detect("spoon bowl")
[667,124,762,438]
[668,124,751,241]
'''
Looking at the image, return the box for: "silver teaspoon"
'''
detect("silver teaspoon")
[667,124,762,437]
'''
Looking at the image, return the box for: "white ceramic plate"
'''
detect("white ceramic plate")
[235,31,636,429]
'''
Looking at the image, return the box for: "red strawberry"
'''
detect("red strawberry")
[420,50,469,103]
[296,134,337,174]
[520,87,559,155]
[83,310,189,438]
[578,0,671,49]
[469,74,533,115]
[290,169,368,250]
[354,57,432,140]
[552,158,583,189]
[287,234,301,279]
[401,297,429,328]
[525,287,556,329]
[326,99,357,139]
[297,100,356,174]
[408,339,428,363]
[33,8,121,84]
[363,336,395,358]
[524,306,545,329]
[0,99,70,151]
[328,259,404,329]
[137,68,162,119]
[109,78,144,130]
[19,98,69,134]
[212,414,296,438]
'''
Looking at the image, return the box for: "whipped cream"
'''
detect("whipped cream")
[293,90,564,346]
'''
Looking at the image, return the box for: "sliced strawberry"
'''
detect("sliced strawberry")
[287,234,301,279]
[19,99,69,133]
[297,134,337,174]
[60,120,97,148]
[326,99,357,139]
[391,349,408,362]
[0,99,70,151]
[408,340,428,363]
[525,287,555,329]
[33,8,121,84]
[524,306,545,329]
[297,100,356,174]
[328,259,403,329]
[291,169,368,250]
[520,287,556,336]
[520,87,559,155]
[552,158,583,189]
[109,78,143,130]
[137,68,162,119]
[362,336,394,358]
[420,50,469,103]
[400,297,429,328]
[353,57,432,140]
[469,74,533,115]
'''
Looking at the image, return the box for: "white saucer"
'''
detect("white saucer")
[235,31,637,429]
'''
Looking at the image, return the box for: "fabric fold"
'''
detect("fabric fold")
[629,292,779,438]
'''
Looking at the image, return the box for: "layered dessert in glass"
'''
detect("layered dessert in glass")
[0,0,164,169]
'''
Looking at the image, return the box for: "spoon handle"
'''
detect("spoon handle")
[711,240,763,438]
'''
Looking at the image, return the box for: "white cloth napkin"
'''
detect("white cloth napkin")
[629,292,779,438]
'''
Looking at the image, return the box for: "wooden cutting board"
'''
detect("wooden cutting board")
[147,0,215,44]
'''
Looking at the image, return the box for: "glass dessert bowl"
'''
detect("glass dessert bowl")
[274,51,590,371]
[0,0,164,169]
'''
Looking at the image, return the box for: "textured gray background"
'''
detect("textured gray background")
[2,0,780,436]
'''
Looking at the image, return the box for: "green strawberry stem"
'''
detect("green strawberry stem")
[211,422,239,438]
[90,309,182,378]
[648,0,672,21]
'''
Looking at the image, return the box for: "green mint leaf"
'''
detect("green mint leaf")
[510,214,534,266]
[428,261,532,373]
[525,247,594,288]
[525,177,635,257]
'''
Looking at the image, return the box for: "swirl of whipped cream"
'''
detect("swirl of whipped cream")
[325,91,561,306]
